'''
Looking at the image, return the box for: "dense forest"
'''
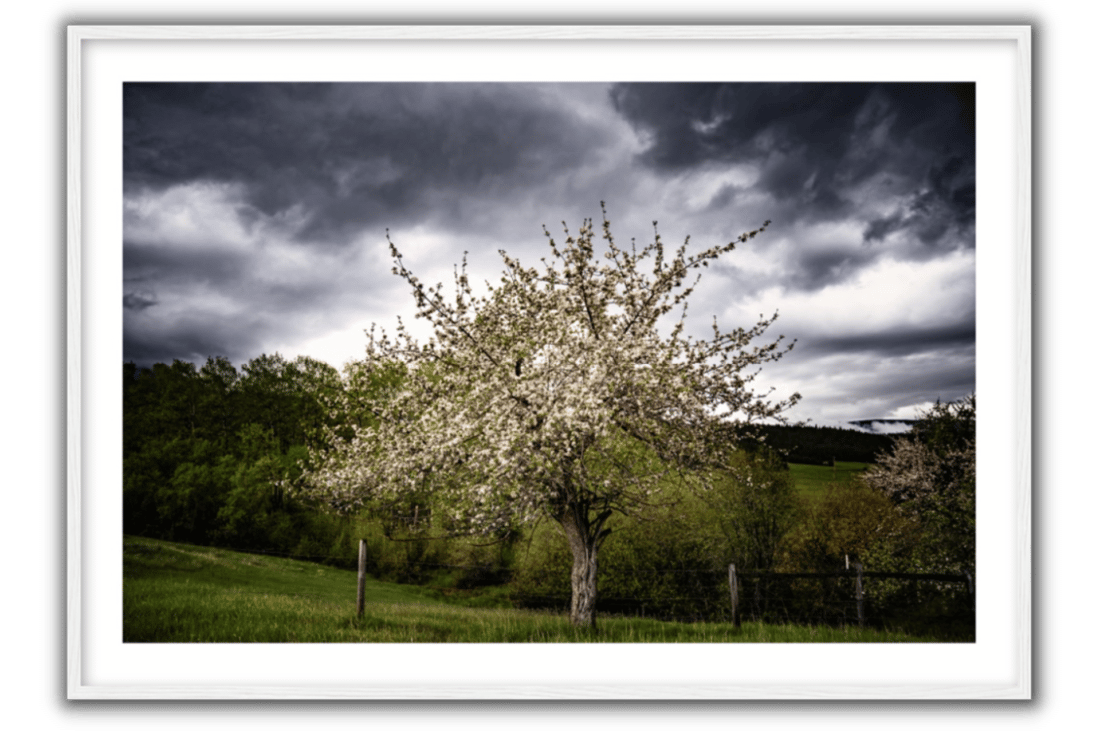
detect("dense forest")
[123,354,358,562]
[749,424,898,465]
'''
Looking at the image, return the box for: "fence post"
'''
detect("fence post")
[728,563,740,628]
[853,562,864,628]
[356,538,367,617]
[964,570,975,615]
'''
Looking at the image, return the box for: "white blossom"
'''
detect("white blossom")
[301,206,799,624]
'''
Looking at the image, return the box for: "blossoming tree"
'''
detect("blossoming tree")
[305,205,799,627]
[863,395,976,577]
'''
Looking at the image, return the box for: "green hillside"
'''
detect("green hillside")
[123,536,936,643]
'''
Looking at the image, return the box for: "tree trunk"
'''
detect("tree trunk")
[556,504,611,629]
[566,524,599,629]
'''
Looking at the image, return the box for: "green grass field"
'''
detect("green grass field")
[124,535,938,643]
[788,461,869,498]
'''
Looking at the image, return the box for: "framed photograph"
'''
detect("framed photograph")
[68,25,1031,699]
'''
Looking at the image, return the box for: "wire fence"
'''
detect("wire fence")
[731,567,973,632]
[510,563,974,635]
[126,537,974,637]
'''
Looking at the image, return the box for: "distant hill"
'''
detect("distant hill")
[847,418,917,434]
[746,423,899,465]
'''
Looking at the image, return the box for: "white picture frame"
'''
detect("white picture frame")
[68,24,1031,700]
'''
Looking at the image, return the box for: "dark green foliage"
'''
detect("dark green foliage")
[711,449,801,572]
[864,394,976,579]
[122,353,522,584]
[768,396,978,638]
[235,353,343,452]
[911,394,976,456]
[787,480,921,572]
[215,426,304,548]
[123,355,352,559]
[598,509,731,621]
[157,443,235,543]
[123,436,192,538]
[446,532,521,589]
[510,451,800,622]
[338,358,407,436]
[749,424,897,465]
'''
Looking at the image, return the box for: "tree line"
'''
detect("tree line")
[123,353,356,560]
[749,424,898,465]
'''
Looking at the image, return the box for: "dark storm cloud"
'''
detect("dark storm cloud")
[124,230,367,308]
[761,340,975,426]
[121,81,975,425]
[122,291,157,311]
[609,82,975,256]
[844,352,976,410]
[798,321,976,358]
[785,245,878,292]
[123,237,248,287]
[124,313,268,368]
[709,242,878,297]
[863,153,975,246]
[124,82,614,246]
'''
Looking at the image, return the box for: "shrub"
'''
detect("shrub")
[787,479,920,572]
[510,452,799,621]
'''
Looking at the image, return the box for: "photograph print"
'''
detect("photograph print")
[122,80,977,644]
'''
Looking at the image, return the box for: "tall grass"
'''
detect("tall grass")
[125,536,940,643]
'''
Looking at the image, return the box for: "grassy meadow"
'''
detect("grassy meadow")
[124,535,940,643]
[788,461,870,499]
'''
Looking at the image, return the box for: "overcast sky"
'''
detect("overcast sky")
[123,82,975,429]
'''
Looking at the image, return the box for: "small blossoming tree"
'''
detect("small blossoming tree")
[863,395,976,577]
[305,205,799,627]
